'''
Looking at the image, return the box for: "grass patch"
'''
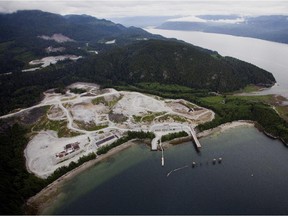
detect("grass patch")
[92,96,107,106]
[232,84,263,93]
[74,120,108,131]
[108,95,123,107]
[33,116,81,137]
[133,112,166,123]
[228,95,273,104]
[92,95,123,108]
[200,96,224,104]
[158,114,187,123]
[133,115,142,123]
[275,106,288,122]
[63,103,72,109]
[170,115,187,122]
[242,85,263,93]
[142,112,166,122]
[201,95,276,107]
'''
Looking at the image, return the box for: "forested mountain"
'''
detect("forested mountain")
[157,15,288,44]
[0,10,162,73]
[0,10,158,43]
[77,40,275,91]
[0,10,276,115]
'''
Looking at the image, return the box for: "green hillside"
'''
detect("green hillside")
[88,40,275,92]
[0,10,276,115]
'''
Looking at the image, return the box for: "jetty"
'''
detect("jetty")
[151,137,159,151]
[160,139,164,167]
[189,126,201,149]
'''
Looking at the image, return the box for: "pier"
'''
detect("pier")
[189,126,201,149]
[160,139,164,167]
[151,137,159,151]
[151,137,165,166]
[151,124,201,151]
[150,123,187,151]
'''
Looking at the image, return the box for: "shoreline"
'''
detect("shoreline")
[197,120,255,139]
[24,120,265,214]
[161,120,255,148]
[26,140,136,215]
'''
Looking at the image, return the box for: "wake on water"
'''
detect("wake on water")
[167,165,189,177]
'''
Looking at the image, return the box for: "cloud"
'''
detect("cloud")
[167,16,207,22]
[0,0,288,19]
[167,16,246,24]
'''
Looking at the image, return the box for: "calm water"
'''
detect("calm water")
[45,126,288,215]
[147,29,288,99]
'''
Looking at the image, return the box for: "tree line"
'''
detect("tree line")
[97,131,155,155]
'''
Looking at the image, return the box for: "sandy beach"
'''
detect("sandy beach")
[26,140,136,214]
[197,120,255,138]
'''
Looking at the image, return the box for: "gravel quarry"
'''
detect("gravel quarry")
[1,82,214,178]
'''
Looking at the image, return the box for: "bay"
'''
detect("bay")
[46,126,288,215]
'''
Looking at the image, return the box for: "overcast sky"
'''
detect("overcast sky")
[0,0,288,19]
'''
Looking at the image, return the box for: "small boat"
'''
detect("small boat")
[218,157,222,163]
[212,159,216,164]
[192,162,196,168]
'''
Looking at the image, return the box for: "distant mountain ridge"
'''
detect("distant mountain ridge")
[157,15,288,44]
[0,10,160,43]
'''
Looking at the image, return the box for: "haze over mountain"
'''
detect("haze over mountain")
[0,10,158,42]
[157,15,288,44]
[111,16,179,28]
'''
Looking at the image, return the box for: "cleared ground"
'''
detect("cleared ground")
[2,82,214,178]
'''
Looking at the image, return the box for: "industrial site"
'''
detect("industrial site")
[10,82,216,178]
